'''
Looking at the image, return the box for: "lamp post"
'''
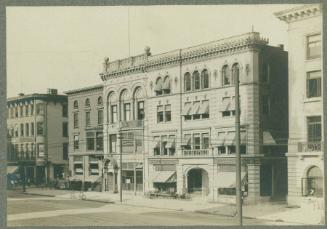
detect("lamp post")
[118,125,123,202]
[234,66,242,225]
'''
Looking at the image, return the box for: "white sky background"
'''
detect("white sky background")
[7,4,300,97]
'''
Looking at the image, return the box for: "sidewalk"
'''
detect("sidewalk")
[23,188,325,225]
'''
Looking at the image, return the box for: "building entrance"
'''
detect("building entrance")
[187,168,209,195]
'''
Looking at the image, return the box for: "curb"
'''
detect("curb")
[20,192,56,198]
[82,198,115,204]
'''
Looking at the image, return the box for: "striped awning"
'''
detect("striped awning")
[191,102,201,115]
[182,103,192,116]
[181,135,191,146]
[152,171,176,183]
[199,101,209,114]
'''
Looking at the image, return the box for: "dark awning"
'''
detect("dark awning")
[152,171,176,183]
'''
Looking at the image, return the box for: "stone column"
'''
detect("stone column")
[246,163,260,204]
[176,164,184,194]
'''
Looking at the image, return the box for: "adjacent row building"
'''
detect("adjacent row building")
[7,89,69,185]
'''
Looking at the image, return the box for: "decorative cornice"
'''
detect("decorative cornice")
[64,84,103,95]
[100,32,268,81]
[274,4,322,23]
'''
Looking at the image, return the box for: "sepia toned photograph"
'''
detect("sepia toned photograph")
[2,2,325,227]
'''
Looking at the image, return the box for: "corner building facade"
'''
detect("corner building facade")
[275,4,324,206]
[100,32,288,203]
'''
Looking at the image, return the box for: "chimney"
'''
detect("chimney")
[278,44,284,50]
[47,88,58,95]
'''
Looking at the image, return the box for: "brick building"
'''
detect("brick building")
[99,32,288,203]
[7,89,68,185]
[275,4,324,206]
[65,85,104,191]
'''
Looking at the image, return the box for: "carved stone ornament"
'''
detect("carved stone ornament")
[246,64,250,75]
[149,81,153,89]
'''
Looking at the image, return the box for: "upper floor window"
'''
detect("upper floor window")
[111,105,118,123]
[307,71,321,98]
[232,63,240,85]
[157,104,171,123]
[20,106,23,117]
[73,113,79,128]
[36,103,44,115]
[162,76,171,94]
[201,69,209,89]
[74,135,79,150]
[137,101,145,120]
[25,105,29,116]
[37,122,44,136]
[193,71,200,90]
[153,135,176,156]
[15,107,18,118]
[30,104,34,115]
[222,65,230,86]
[307,34,321,59]
[25,123,29,137]
[63,143,68,160]
[98,109,103,126]
[157,105,164,123]
[62,103,68,117]
[123,103,131,121]
[155,77,163,96]
[109,134,117,153]
[73,100,78,109]
[184,72,191,91]
[20,123,24,137]
[85,111,91,127]
[97,96,103,106]
[307,116,321,143]
[85,98,90,107]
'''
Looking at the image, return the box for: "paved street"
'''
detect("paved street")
[7,191,284,227]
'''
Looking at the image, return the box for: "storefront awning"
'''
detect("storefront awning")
[199,101,209,114]
[224,132,236,145]
[154,79,163,92]
[7,166,19,174]
[191,102,201,115]
[263,131,276,145]
[216,133,226,145]
[182,103,192,116]
[166,138,175,148]
[181,135,191,146]
[217,171,247,188]
[152,171,176,183]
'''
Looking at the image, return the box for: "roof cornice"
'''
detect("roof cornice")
[100,32,269,81]
[274,4,322,23]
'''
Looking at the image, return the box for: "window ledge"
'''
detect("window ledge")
[304,97,322,103]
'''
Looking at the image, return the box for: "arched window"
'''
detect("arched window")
[201,69,209,89]
[134,87,145,121]
[120,89,130,121]
[193,71,200,90]
[97,96,103,106]
[162,76,171,94]
[184,72,191,91]
[306,166,323,197]
[154,77,163,96]
[222,65,230,86]
[73,100,78,109]
[107,92,117,123]
[85,98,90,107]
[232,63,240,85]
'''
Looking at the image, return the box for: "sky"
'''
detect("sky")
[6,4,300,97]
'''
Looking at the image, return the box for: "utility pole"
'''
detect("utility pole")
[119,126,123,202]
[235,66,242,225]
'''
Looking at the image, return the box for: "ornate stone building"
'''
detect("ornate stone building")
[7,89,68,185]
[99,32,288,203]
[275,4,324,206]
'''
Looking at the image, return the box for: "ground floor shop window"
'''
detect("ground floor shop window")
[122,170,143,191]
[153,182,176,193]
[74,164,83,175]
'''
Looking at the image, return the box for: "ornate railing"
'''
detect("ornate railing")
[298,141,324,152]
[182,149,210,157]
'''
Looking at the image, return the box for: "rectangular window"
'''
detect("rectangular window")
[228,146,236,154]
[15,107,18,117]
[165,105,171,122]
[124,103,131,121]
[262,95,270,115]
[193,134,201,150]
[307,71,321,98]
[111,105,118,123]
[74,135,79,150]
[36,103,44,115]
[63,143,68,160]
[30,104,34,115]
[74,163,83,175]
[157,105,164,123]
[202,133,209,149]
[85,111,91,127]
[202,100,210,119]
[218,146,226,154]
[137,101,145,120]
[109,134,117,153]
[307,34,321,59]
[307,116,321,142]
[98,109,103,125]
[20,106,23,117]
[20,123,24,137]
[62,103,68,117]
[25,105,29,116]
[86,132,95,151]
[62,122,68,137]
[73,113,79,128]
[31,122,34,136]
[96,132,103,151]
[161,135,168,156]
[38,143,45,157]
[89,163,99,175]
[25,123,29,137]
[154,136,160,156]
[37,122,44,136]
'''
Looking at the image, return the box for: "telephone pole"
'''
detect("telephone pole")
[235,66,242,225]
[119,126,123,202]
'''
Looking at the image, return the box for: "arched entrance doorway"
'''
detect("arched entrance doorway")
[187,168,209,195]
[103,158,118,193]
[305,166,323,197]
